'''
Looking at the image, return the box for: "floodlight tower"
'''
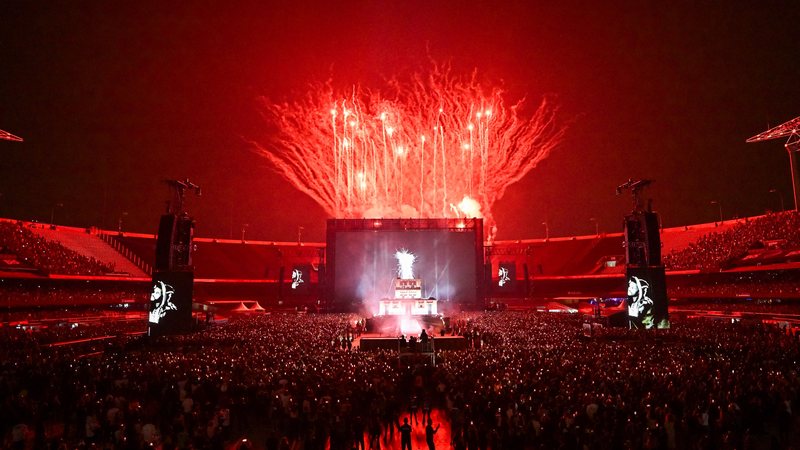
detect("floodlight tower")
[747,115,800,211]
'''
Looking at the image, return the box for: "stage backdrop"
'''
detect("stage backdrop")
[333,229,478,307]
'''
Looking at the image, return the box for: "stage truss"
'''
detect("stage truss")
[748,115,800,210]
[0,129,23,142]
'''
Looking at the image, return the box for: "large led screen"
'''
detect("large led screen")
[334,230,477,307]
[497,262,516,289]
[148,270,193,336]
[626,267,669,329]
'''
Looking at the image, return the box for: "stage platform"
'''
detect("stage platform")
[356,333,466,351]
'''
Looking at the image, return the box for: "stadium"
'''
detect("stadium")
[3,207,800,448]
[2,3,800,450]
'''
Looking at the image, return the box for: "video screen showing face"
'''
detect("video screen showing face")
[289,265,311,294]
[497,263,516,288]
[626,267,669,329]
[148,271,193,336]
[334,230,477,306]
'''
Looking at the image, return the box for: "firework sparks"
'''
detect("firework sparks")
[395,249,416,280]
[254,65,565,231]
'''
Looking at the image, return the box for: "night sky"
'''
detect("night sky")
[1,2,799,241]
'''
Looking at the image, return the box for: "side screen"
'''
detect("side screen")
[626,267,669,329]
[497,262,516,288]
[148,271,193,336]
[289,265,310,293]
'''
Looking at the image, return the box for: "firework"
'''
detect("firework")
[395,249,416,280]
[254,64,565,231]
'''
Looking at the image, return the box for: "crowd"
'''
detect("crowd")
[440,313,800,449]
[670,299,800,315]
[2,311,799,450]
[669,281,800,298]
[0,222,114,275]
[667,270,800,299]
[0,284,145,310]
[663,211,800,271]
[4,314,147,345]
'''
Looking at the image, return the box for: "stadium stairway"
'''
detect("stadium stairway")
[30,226,148,277]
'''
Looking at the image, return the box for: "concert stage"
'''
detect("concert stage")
[326,218,483,311]
[357,334,467,351]
[378,297,438,316]
[365,313,447,334]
